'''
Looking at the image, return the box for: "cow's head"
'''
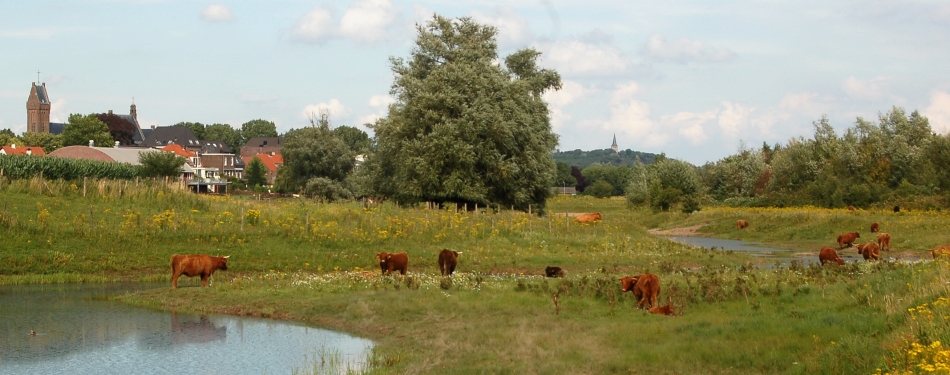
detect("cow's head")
[376,252,389,263]
[618,276,638,292]
[218,255,229,270]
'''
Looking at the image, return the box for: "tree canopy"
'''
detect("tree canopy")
[364,15,561,211]
[139,151,186,178]
[173,122,206,140]
[275,113,355,200]
[62,114,114,147]
[331,125,372,154]
[96,113,137,145]
[204,123,242,152]
[241,119,278,142]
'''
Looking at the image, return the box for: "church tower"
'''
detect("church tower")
[26,82,51,133]
[611,134,618,153]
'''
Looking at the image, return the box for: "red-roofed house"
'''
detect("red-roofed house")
[1,144,45,156]
[241,153,283,185]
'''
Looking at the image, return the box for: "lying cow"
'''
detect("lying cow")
[648,298,676,316]
[856,243,880,261]
[171,254,229,288]
[877,233,891,251]
[818,247,844,265]
[619,273,661,310]
[736,220,749,230]
[377,252,409,275]
[932,245,950,259]
[574,212,602,224]
[438,249,461,276]
[837,232,860,250]
[545,266,566,278]
[870,222,880,233]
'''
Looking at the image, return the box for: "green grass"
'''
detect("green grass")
[3,179,950,373]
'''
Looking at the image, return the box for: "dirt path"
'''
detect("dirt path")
[647,223,710,237]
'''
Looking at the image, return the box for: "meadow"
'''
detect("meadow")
[2,177,949,374]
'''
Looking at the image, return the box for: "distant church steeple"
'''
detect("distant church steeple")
[611,134,618,153]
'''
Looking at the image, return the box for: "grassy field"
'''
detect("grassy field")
[2,177,950,374]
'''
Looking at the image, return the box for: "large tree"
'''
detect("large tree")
[275,112,355,199]
[245,156,268,187]
[96,113,137,145]
[331,125,372,154]
[62,113,114,147]
[365,15,561,210]
[139,151,186,178]
[20,132,62,152]
[241,119,278,143]
[203,123,242,152]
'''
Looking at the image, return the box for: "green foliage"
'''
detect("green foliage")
[0,129,24,147]
[245,156,268,187]
[331,125,372,154]
[276,114,354,196]
[203,123,242,152]
[95,113,136,145]
[138,151,186,178]
[240,119,277,144]
[304,177,353,202]
[20,132,63,153]
[366,15,560,210]
[581,163,633,196]
[61,113,114,147]
[553,148,658,169]
[0,154,139,180]
[585,179,614,198]
[625,158,649,205]
[553,162,575,188]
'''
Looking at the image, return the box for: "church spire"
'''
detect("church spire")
[611,134,618,152]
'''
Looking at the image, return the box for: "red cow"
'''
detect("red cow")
[818,247,844,265]
[438,249,461,276]
[619,274,661,310]
[574,213,602,223]
[932,245,950,259]
[870,222,880,233]
[171,254,229,289]
[736,220,749,230]
[837,232,860,250]
[857,243,880,261]
[877,233,891,251]
[377,252,408,275]
[848,205,856,212]
[648,299,675,316]
[376,251,389,274]
[545,266,566,278]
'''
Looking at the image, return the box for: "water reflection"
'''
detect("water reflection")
[0,283,373,374]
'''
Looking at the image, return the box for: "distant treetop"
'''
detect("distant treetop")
[553,148,658,169]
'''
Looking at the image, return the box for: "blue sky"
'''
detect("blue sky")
[3,0,950,164]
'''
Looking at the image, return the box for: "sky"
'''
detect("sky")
[3,0,950,165]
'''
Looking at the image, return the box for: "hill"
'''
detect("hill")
[553,148,658,168]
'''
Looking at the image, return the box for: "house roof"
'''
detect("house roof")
[242,153,283,172]
[1,145,45,155]
[161,143,197,158]
[243,137,283,148]
[143,126,199,148]
[49,145,159,165]
[49,122,66,135]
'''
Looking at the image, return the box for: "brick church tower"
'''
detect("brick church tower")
[26,82,51,133]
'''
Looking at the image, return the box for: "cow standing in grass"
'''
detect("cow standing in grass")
[837,232,860,250]
[736,220,749,230]
[877,233,891,251]
[818,247,844,265]
[171,254,229,288]
[378,252,409,275]
[856,243,880,261]
[870,222,880,233]
[619,274,661,310]
[438,249,461,276]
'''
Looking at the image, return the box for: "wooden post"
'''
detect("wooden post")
[89,205,94,232]
[241,206,245,232]
[475,203,478,214]
[306,211,310,230]
[173,209,177,231]
[0,168,3,189]
[83,177,87,197]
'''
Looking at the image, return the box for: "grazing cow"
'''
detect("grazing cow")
[856,243,880,261]
[932,245,950,259]
[736,220,749,230]
[870,222,880,233]
[437,249,461,276]
[848,205,856,212]
[377,252,408,275]
[619,274,661,310]
[837,232,860,250]
[877,233,891,251]
[818,247,844,265]
[573,212,602,224]
[171,254,229,289]
[545,266,566,278]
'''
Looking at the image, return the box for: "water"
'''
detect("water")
[0,283,373,375]
[662,236,817,266]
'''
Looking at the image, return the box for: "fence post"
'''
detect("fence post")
[89,205,94,232]
[83,177,87,197]
[241,206,245,232]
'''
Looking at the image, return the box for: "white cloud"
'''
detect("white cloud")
[718,101,755,139]
[357,95,395,125]
[603,82,667,147]
[291,7,336,44]
[662,111,717,145]
[642,34,736,63]
[470,6,533,49]
[539,40,627,77]
[200,4,234,22]
[843,76,891,100]
[50,99,68,123]
[543,80,591,131]
[302,99,350,121]
[0,27,80,39]
[339,0,401,44]
[924,90,950,134]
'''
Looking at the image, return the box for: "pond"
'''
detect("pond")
[0,283,373,375]
[661,236,822,266]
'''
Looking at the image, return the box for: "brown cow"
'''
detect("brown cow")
[870,222,880,233]
[848,205,856,212]
[438,249,461,276]
[932,244,950,259]
[171,254,229,288]
[856,243,880,261]
[736,220,749,230]
[545,266,566,278]
[574,212,602,223]
[818,247,844,265]
[378,252,408,275]
[376,252,389,274]
[648,304,675,316]
[619,274,661,310]
[837,232,860,250]
[877,233,891,251]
